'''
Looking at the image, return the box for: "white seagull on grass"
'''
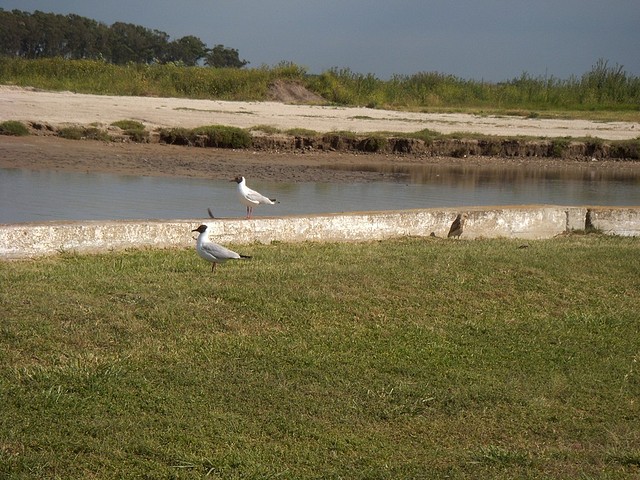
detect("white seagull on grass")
[192,224,251,273]
[231,175,277,218]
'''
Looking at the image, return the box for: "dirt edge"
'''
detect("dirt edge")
[14,120,639,161]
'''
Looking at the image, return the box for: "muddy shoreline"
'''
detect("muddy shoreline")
[2,86,639,181]
[3,135,640,185]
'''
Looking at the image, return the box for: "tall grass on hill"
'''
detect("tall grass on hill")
[0,57,306,100]
[1,56,639,114]
[310,60,640,111]
[1,236,639,479]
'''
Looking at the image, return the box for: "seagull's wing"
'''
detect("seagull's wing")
[201,241,241,261]
[245,187,273,204]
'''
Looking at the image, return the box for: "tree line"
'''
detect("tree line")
[0,9,248,68]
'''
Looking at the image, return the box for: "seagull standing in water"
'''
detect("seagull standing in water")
[447,213,468,239]
[192,224,251,272]
[231,175,277,218]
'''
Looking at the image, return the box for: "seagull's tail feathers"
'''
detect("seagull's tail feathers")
[240,254,252,259]
[270,198,279,204]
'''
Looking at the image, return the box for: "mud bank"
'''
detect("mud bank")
[250,133,640,160]
[13,119,640,161]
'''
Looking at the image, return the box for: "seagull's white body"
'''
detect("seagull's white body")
[192,224,250,272]
[232,175,276,218]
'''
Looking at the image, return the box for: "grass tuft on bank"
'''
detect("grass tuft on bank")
[1,235,639,478]
[0,120,29,136]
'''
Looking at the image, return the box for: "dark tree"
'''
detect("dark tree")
[108,22,169,64]
[0,9,248,67]
[166,35,207,66]
[63,14,109,60]
[0,9,23,56]
[204,44,249,68]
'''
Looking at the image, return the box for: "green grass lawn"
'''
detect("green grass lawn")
[1,236,639,479]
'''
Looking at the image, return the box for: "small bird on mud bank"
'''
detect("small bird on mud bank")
[192,224,251,273]
[448,213,468,238]
[232,175,277,218]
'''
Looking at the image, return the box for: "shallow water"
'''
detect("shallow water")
[1,164,639,224]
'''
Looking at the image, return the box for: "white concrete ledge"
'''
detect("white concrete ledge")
[1,206,639,259]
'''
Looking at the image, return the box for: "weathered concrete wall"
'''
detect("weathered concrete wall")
[1,206,638,260]
[585,207,640,236]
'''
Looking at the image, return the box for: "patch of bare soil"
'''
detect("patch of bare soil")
[266,79,325,104]
[2,135,640,185]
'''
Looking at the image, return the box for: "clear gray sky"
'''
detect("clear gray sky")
[1,0,639,82]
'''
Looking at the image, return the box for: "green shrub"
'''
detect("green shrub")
[58,126,111,141]
[358,135,387,152]
[157,127,191,145]
[158,125,251,148]
[57,126,84,140]
[111,119,148,142]
[286,128,318,137]
[322,132,358,150]
[0,120,29,136]
[408,128,441,144]
[110,119,145,131]
[192,125,252,148]
[551,138,571,157]
[609,138,640,159]
[126,129,149,142]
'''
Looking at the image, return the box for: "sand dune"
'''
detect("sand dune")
[1,85,638,140]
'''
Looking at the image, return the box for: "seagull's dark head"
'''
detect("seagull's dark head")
[192,224,208,234]
[231,175,244,184]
